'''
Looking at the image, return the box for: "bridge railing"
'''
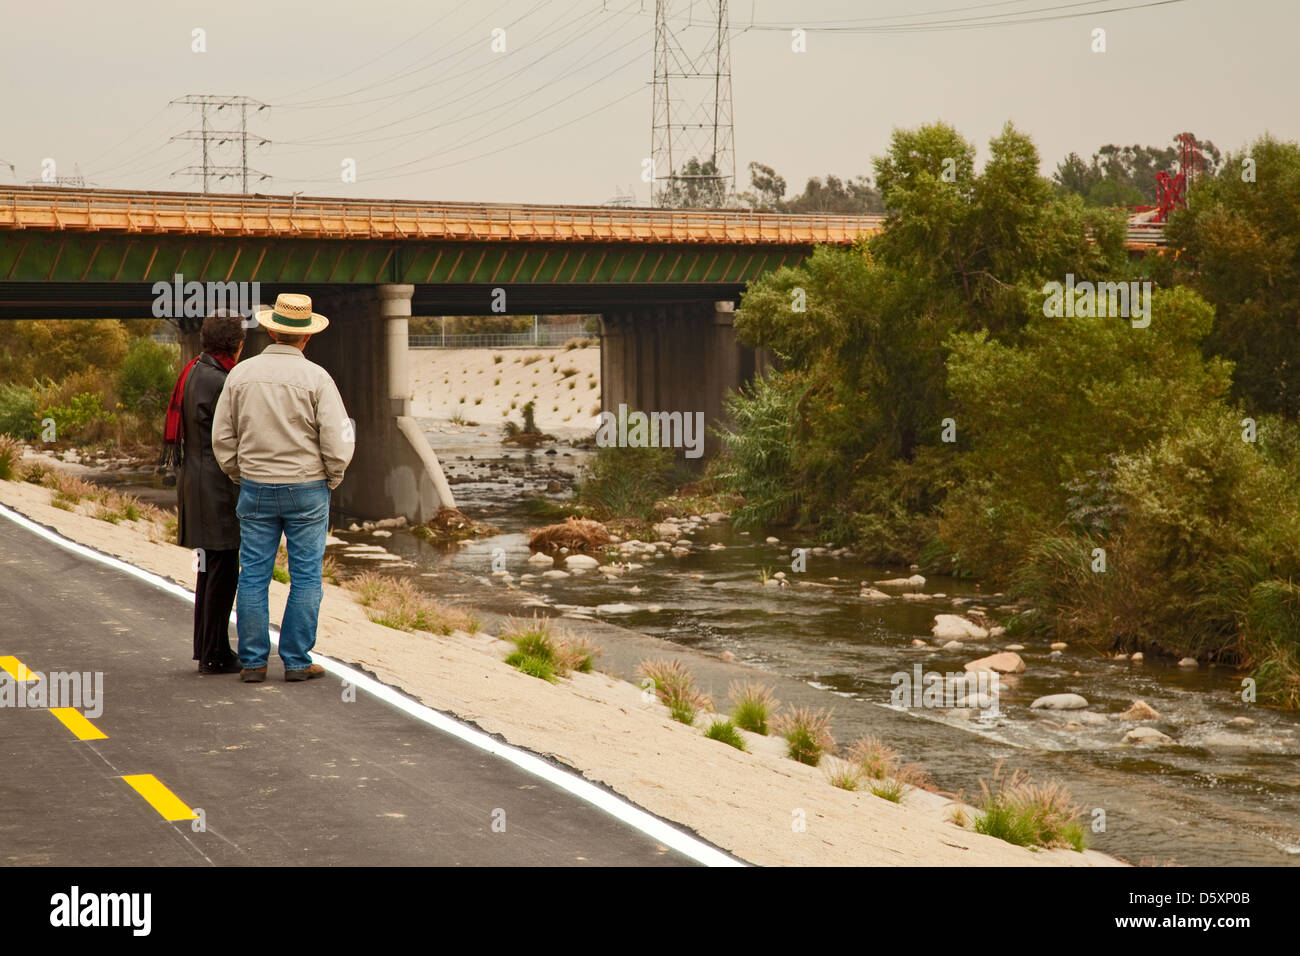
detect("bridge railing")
[0,186,884,245]
[0,186,1167,248]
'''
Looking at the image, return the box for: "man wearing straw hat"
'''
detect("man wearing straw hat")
[212,293,354,683]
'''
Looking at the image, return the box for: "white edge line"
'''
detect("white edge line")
[0,501,744,868]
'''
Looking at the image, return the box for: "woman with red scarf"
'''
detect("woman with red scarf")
[162,313,247,674]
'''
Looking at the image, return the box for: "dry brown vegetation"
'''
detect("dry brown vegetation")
[527,516,611,553]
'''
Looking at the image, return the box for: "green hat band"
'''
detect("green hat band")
[273,311,313,327]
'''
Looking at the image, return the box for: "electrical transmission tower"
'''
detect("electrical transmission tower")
[25,164,86,187]
[169,95,271,193]
[650,0,735,208]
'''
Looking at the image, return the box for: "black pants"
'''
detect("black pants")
[193,548,239,667]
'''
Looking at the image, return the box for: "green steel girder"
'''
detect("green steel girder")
[0,234,808,287]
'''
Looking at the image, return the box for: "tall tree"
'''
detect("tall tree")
[1167,134,1300,417]
[656,157,727,208]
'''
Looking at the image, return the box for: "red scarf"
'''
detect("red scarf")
[160,351,237,468]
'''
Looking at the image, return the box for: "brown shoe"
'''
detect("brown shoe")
[284,663,326,682]
[240,666,268,683]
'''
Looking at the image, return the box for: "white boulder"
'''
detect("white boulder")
[1030,693,1090,711]
[931,614,989,641]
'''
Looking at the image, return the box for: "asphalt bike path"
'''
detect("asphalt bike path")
[0,512,724,866]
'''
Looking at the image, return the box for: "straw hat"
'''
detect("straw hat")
[256,293,330,335]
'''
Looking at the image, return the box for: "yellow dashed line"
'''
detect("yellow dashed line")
[0,656,36,682]
[49,708,108,741]
[122,774,198,822]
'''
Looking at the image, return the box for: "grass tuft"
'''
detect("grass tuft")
[704,719,747,751]
[348,572,480,635]
[640,658,712,725]
[847,736,898,780]
[870,778,907,802]
[824,758,862,791]
[728,681,777,735]
[773,706,834,766]
[500,615,598,681]
[971,761,1086,851]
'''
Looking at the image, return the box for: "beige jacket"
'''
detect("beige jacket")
[212,344,354,489]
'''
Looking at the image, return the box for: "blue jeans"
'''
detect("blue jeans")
[235,478,330,672]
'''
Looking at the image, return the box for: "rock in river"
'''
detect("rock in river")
[1030,693,1089,710]
[963,652,1026,674]
[931,614,988,641]
[1119,700,1161,721]
[1123,726,1174,746]
[877,574,926,588]
[596,603,638,614]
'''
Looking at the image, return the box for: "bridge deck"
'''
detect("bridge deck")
[0,186,882,245]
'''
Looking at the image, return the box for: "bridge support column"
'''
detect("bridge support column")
[307,284,456,523]
[599,301,766,462]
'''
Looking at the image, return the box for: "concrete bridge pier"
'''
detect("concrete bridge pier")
[599,301,770,461]
[309,284,456,523]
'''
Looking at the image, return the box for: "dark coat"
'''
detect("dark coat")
[177,353,240,551]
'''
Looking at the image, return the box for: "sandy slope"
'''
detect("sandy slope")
[0,475,1121,866]
[409,346,601,438]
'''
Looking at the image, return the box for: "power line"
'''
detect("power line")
[273,0,543,109]
[739,0,1188,33]
[273,1,641,152]
[274,82,645,186]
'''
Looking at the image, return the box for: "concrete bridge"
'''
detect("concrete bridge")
[0,186,1164,522]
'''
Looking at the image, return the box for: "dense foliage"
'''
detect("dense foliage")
[716,122,1300,705]
[0,319,174,451]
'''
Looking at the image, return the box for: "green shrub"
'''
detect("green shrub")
[0,384,38,439]
[712,371,801,530]
[118,338,178,414]
[37,392,114,441]
[575,442,677,521]
[943,286,1233,581]
[1243,579,1300,709]
[1011,408,1300,664]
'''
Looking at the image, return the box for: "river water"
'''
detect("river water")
[92,428,1300,866]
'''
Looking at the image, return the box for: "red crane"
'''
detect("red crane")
[1135,133,1205,224]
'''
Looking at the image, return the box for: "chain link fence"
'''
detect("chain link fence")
[409,324,592,349]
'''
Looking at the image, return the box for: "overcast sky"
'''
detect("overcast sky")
[1,0,1294,205]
